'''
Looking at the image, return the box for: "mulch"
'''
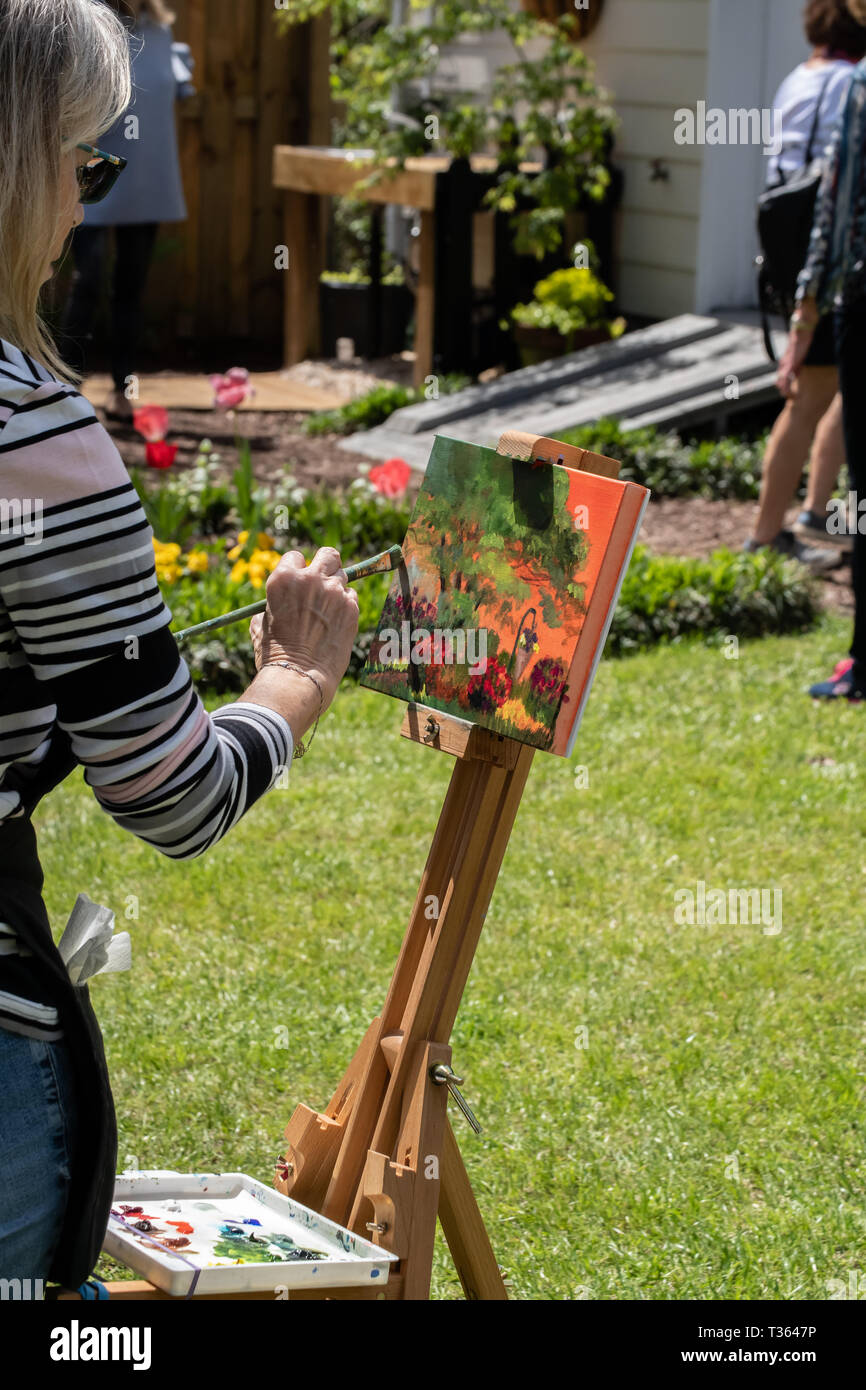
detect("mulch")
[109,406,376,492]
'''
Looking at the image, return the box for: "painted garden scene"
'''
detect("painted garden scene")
[361,435,645,754]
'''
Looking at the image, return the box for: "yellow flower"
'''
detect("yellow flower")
[256,532,275,549]
[227,530,251,562]
[230,559,249,584]
[248,565,267,588]
[249,547,281,573]
[153,539,181,561]
[156,563,182,585]
[185,549,209,575]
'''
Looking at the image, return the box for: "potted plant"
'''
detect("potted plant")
[509,259,626,366]
[318,265,414,359]
[274,3,618,264]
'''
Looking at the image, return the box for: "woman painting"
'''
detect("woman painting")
[0,0,358,1290]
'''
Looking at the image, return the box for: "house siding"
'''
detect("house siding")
[577,0,711,318]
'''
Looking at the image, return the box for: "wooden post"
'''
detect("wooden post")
[414,209,435,387]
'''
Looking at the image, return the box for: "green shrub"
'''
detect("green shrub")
[304,374,470,436]
[608,546,819,655]
[172,543,819,698]
[559,418,768,501]
[272,483,410,555]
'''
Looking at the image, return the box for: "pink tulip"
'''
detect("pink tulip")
[133,405,170,442]
[210,367,255,411]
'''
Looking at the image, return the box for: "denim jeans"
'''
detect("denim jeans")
[0,1026,79,1289]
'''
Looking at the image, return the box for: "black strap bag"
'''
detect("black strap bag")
[756,72,834,360]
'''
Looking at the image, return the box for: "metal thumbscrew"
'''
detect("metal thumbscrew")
[424,715,440,741]
[430,1062,482,1134]
[366,1220,389,1234]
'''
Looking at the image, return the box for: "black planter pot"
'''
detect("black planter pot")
[319,280,414,359]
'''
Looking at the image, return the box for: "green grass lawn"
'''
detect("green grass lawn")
[36,614,866,1300]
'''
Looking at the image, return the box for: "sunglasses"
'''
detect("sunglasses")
[75,143,127,205]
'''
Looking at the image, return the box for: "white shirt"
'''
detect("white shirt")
[766,59,856,186]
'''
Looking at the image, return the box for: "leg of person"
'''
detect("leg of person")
[57,226,111,377]
[749,364,838,545]
[0,1028,79,1290]
[810,302,866,699]
[110,222,159,399]
[801,390,846,520]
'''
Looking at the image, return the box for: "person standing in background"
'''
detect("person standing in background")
[745,0,866,568]
[778,0,866,700]
[60,0,194,420]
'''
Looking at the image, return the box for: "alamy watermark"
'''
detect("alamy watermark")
[674,101,782,157]
[0,496,43,545]
[0,1277,44,1300]
[673,880,782,936]
[376,622,488,675]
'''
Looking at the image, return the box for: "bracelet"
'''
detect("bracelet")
[790,316,817,335]
[263,661,324,760]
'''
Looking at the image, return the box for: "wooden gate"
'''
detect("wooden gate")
[90,1,330,363]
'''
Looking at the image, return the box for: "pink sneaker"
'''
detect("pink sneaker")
[809,658,864,701]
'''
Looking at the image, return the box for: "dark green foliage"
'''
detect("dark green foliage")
[303,374,470,437]
[559,418,768,500]
[608,546,820,655]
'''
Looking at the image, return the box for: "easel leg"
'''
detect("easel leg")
[439,1120,508,1301]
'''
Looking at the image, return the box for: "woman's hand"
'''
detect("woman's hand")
[777,297,818,398]
[249,547,359,709]
[776,328,814,397]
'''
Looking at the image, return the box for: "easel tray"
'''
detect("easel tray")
[105,1171,398,1297]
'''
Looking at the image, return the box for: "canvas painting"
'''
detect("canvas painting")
[360,435,648,756]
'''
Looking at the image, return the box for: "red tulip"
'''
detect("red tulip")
[369,457,411,499]
[146,440,178,469]
[133,405,170,442]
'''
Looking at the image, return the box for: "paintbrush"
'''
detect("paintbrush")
[173,543,404,643]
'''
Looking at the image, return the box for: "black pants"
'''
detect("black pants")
[60,223,158,392]
[834,301,866,677]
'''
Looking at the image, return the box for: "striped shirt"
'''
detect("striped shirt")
[0,338,292,1039]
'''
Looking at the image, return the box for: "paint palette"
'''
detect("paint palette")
[104,1171,398,1296]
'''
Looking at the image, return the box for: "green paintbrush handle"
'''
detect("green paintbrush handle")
[174,544,403,643]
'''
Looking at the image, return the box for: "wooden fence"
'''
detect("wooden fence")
[50,2,330,365]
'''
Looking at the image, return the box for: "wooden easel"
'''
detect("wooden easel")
[56,432,618,1302]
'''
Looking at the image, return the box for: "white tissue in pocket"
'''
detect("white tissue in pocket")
[57,893,132,986]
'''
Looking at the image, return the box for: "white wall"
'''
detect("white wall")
[694,0,808,312]
[577,0,711,318]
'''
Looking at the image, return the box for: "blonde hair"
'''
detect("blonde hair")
[0,0,132,381]
[848,0,866,26]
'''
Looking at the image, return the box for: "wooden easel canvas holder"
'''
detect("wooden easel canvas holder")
[57,432,618,1302]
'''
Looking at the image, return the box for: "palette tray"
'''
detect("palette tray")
[104,1171,398,1297]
